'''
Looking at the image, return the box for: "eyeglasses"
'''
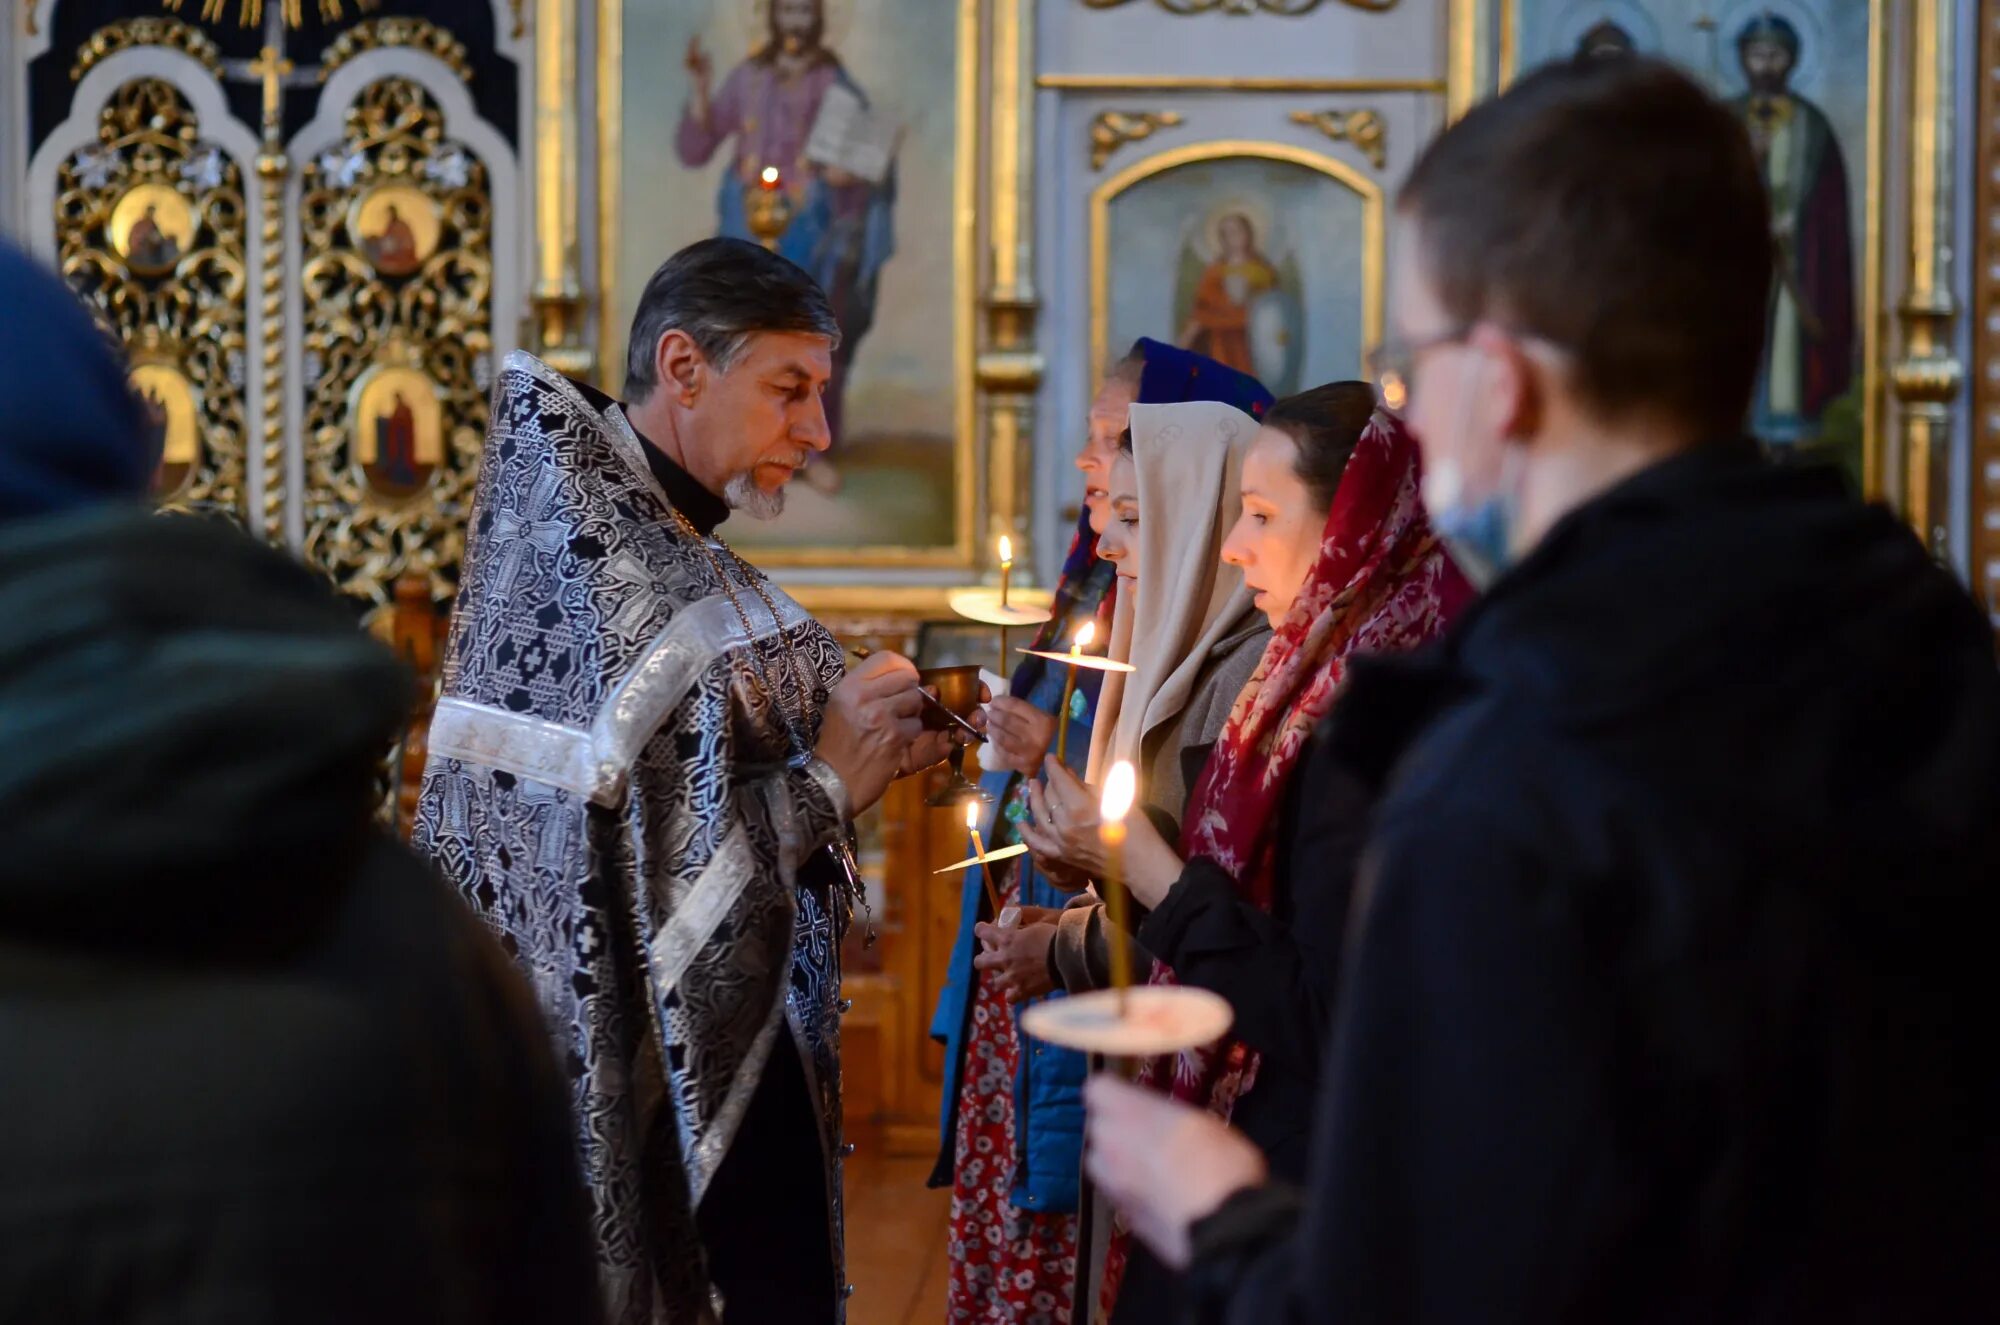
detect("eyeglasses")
[1365,326,1471,412]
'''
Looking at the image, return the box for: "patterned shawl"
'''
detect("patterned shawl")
[1153,407,1472,1115]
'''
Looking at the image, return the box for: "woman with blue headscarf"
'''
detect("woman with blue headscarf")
[931,337,1271,1323]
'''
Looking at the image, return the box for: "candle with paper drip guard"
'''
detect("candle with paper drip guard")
[1017,620,1135,756]
[966,799,1003,919]
[1057,621,1090,760]
[1098,760,1136,1014]
[1016,756,1234,1057]
[947,535,1055,661]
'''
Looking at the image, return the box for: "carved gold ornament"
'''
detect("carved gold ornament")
[1081,0,1396,14]
[1090,110,1185,171]
[299,77,493,607]
[71,18,224,80]
[320,18,475,85]
[1288,107,1385,169]
[159,0,377,30]
[55,79,249,520]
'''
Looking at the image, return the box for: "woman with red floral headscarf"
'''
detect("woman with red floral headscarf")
[1025,383,1473,1322]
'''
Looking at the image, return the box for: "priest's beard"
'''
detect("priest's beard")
[725,471,786,520]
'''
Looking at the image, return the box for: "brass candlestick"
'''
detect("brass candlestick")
[745,166,794,251]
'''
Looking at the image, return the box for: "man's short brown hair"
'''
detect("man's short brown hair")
[1400,57,1772,440]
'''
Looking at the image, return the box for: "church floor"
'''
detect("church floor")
[845,1135,951,1324]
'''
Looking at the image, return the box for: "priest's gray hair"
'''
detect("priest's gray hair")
[625,237,842,400]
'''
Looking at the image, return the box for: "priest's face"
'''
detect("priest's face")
[694,329,834,518]
[1079,375,1139,534]
[1094,451,1141,582]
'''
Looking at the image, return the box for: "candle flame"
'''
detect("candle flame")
[1101,760,1136,823]
[965,800,980,830]
[1075,620,1097,651]
[760,166,781,185]
[997,534,1013,567]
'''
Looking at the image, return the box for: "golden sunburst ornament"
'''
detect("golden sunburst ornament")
[160,0,378,29]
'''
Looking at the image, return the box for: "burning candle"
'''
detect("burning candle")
[967,800,1003,919]
[1053,620,1096,763]
[759,165,782,191]
[1099,760,1137,1014]
[997,534,1014,609]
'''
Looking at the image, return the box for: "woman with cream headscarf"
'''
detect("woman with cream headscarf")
[1015,398,1270,988]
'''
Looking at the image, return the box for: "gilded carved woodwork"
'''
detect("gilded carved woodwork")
[1289,107,1385,169]
[159,0,378,29]
[1089,109,1184,171]
[299,77,493,606]
[321,18,474,85]
[1080,0,1396,14]
[71,18,224,80]
[55,78,249,520]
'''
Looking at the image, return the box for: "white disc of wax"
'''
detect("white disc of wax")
[1019,986,1233,1057]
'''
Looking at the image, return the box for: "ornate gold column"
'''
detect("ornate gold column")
[1889,0,1962,557]
[976,0,1043,581]
[250,44,290,543]
[532,0,594,380]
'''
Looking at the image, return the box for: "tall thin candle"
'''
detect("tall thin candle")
[967,800,1002,919]
[1053,620,1095,763]
[1099,760,1137,1015]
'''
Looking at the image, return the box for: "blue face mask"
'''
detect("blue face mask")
[1430,492,1513,591]
[1420,454,1519,591]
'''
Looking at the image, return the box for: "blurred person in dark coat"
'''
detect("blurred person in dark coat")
[1085,57,2000,1325]
[0,240,602,1325]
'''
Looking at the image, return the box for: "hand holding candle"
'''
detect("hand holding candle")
[1099,760,1137,1013]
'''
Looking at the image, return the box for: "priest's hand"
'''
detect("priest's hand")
[982,696,1056,775]
[819,651,924,815]
[897,682,991,779]
[973,908,1060,1002]
[1084,1075,1268,1271]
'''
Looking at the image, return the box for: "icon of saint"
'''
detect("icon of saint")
[372,391,424,491]
[676,0,896,486]
[1180,212,1282,381]
[1729,12,1855,445]
[364,203,422,276]
[126,203,181,273]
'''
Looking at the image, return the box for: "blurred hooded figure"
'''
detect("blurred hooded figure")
[0,241,601,1325]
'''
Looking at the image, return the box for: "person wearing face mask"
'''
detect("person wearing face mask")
[1019,386,1470,1322]
[1084,57,2000,1325]
[930,341,1270,1324]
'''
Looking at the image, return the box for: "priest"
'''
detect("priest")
[414,238,950,1324]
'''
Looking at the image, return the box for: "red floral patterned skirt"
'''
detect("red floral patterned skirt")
[946,875,1079,1324]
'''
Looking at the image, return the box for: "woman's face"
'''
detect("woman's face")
[1094,451,1142,583]
[1078,375,1139,535]
[1222,426,1326,626]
